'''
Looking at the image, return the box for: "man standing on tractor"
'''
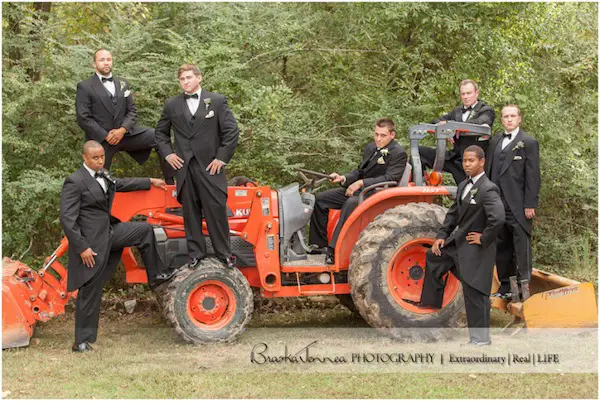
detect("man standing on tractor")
[419,79,496,184]
[485,104,541,299]
[417,145,505,345]
[155,64,239,270]
[309,118,407,264]
[60,140,177,352]
[76,49,175,184]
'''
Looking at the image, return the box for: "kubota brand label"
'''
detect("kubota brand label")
[541,286,579,300]
[235,208,251,217]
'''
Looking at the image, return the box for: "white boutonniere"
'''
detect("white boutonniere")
[119,81,131,97]
[512,141,525,152]
[205,110,215,119]
[380,148,389,157]
[204,98,212,110]
[470,188,479,198]
[377,156,385,165]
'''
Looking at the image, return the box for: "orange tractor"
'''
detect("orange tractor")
[3,122,597,348]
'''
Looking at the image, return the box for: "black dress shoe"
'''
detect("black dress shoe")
[309,247,328,255]
[402,299,440,309]
[325,247,335,265]
[72,342,93,352]
[189,258,201,268]
[149,269,177,290]
[468,340,492,346]
[218,257,235,269]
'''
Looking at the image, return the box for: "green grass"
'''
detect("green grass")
[2,305,597,399]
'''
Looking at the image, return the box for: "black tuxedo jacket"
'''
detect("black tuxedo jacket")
[155,90,239,200]
[343,140,407,189]
[432,100,496,158]
[59,166,150,291]
[484,129,541,234]
[76,74,150,164]
[436,175,505,294]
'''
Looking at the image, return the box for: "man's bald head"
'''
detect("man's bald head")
[82,141,105,172]
[83,140,103,155]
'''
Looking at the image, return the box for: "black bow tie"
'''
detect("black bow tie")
[468,178,474,185]
[94,171,105,179]
[184,93,199,100]
[101,77,113,83]
[461,106,473,113]
[503,133,512,138]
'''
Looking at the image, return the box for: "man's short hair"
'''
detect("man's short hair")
[502,104,521,116]
[83,140,103,155]
[178,64,202,78]
[464,145,485,160]
[94,49,111,61]
[375,118,395,133]
[459,79,478,91]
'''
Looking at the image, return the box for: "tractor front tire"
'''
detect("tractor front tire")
[162,258,253,344]
[349,202,466,341]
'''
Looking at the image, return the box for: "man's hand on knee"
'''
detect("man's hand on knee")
[432,239,445,256]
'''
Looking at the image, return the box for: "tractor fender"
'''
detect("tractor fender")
[334,186,455,269]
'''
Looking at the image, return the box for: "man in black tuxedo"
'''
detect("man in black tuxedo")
[76,49,174,184]
[485,105,541,298]
[155,64,239,269]
[309,118,407,264]
[419,79,496,184]
[60,141,176,352]
[418,145,505,345]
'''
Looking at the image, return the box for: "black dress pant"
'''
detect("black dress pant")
[418,146,467,185]
[179,157,231,261]
[74,222,165,344]
[101,125,175,184]
[309,187,362,249]
[420,244,491,343]
[495,207,532,293]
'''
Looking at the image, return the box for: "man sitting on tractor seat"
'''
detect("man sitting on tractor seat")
[309,118,407,264]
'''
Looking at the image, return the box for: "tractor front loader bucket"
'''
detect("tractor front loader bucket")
[3,259,38,348]
[2,238,75,349]
[492,268,598,328]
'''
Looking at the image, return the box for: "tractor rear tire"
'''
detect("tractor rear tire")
[349,202,466,341]
[162,258,253,344]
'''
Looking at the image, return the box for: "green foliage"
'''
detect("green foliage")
[2,2,597,277]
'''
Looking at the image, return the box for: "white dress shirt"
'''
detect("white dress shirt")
[462,101,478,122]
[83,163,107,193]
[96,72,115,97]
[501,127,520,150]
[185,89,202,116]
[461,170,485,200]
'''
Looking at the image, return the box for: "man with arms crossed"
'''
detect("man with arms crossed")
[419,79,495,184]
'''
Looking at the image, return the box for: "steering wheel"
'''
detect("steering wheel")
[296,169,330,193]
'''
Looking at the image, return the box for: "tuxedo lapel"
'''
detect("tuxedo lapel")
[113,77,124,118]
[91,75,115,115]
[458,177,483,222]
[457,180,469,221]
[500,130,524,177]
[360,143,378,170]
[80,167,109,212]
